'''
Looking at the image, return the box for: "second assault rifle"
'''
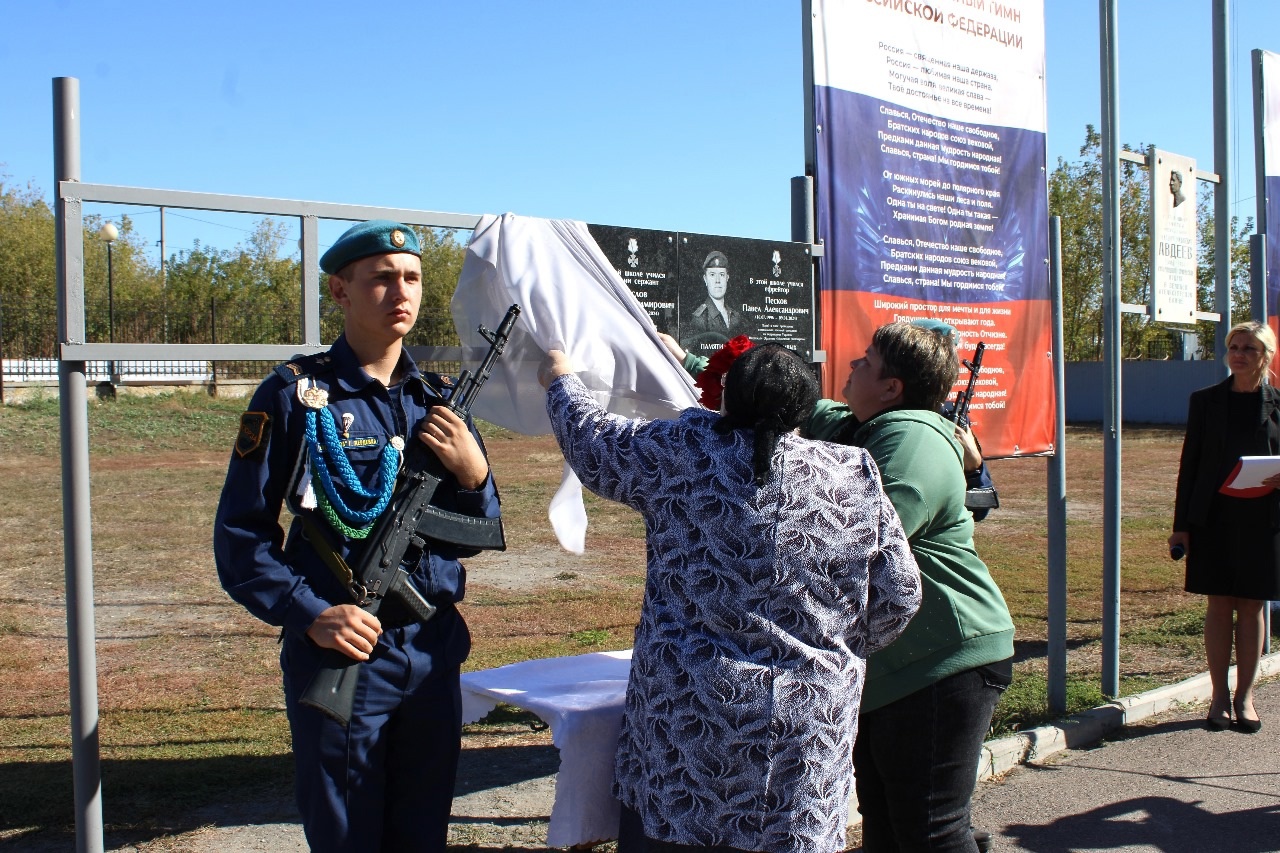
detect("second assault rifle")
[949,341,986,427]
[947,341,998,514]
[299,304,521,725]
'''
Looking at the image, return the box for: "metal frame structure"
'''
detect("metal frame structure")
[58,188,482,365]
[1096,0,1234,698]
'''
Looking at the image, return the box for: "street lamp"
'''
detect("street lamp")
[98,222,118,342]
[98,222,118,385]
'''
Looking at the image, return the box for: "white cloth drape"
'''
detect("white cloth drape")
[451,213,700,553]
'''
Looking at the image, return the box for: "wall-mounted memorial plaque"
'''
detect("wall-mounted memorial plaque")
[587,224,678,336]
[677,232,816,360]
[587,224,816,361]
[1148,148,1198,326]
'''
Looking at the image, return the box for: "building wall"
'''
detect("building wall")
[1064,360,1225,424]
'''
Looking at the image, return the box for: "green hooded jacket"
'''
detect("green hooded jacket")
[808,399,1014,710]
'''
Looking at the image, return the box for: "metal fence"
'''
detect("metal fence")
[2,356,466,387]
[3,359,212,383]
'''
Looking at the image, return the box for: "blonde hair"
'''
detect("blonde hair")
[1224,320,1277,383]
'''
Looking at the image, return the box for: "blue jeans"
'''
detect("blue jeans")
[854,663,1010,853]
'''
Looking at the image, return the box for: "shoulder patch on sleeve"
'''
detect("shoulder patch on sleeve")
[235,412,270,458]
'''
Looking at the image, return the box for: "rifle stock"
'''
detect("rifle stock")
[299,304,521,725]
[296,565,437,724]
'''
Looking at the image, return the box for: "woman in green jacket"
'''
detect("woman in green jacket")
[816,320,1013,853]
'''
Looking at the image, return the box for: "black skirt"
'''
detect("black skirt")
[1185,493,1280,600]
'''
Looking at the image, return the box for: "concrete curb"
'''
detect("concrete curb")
[976,651,1280,781]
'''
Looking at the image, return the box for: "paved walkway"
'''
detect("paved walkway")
[969,665,1280,853]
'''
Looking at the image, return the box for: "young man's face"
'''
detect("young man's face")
[328,252,423,346]
[704,267,729,301]
[841,344,899,421]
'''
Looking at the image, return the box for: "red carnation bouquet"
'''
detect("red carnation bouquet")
[695,335,754,411]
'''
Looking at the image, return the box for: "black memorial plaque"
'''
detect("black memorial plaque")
[587,223,815,361]
[587,224,678,336]
[676,233,815,360]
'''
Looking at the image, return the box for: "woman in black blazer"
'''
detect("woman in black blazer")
[1170,320,1280,733]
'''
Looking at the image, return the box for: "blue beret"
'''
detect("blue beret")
[910,317,962,350]
[911,318,956,338]
[320,220,421,275]
[703,250,729,270]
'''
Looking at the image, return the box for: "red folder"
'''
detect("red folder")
[1219,456,1280,498]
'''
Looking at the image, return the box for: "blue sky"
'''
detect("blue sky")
[2,0,1278,262]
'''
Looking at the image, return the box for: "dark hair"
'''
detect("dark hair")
[872,321,959,411]
[714,343,820,486]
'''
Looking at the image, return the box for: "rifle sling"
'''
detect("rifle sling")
[297,513,360,598]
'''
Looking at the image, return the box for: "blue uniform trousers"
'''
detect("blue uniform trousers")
[281,608,469,853]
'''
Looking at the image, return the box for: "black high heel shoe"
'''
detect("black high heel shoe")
[1205,713,1231,731]
[1206,697,1232,731]
[1233,701,1262,733]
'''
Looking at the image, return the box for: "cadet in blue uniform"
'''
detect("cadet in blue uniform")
[213,220,500,852]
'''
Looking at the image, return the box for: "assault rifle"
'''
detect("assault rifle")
[946,341,998,515]
[950,341,985,427]
[300,304,521,725]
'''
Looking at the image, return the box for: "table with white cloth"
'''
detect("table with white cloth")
[460,649,632,848]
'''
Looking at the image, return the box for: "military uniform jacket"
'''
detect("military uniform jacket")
[213,335,500,639]
[684,298,747,338]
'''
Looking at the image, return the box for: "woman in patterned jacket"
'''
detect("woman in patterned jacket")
[539,343,921,853]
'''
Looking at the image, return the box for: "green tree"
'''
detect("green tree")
[1048,129,1104,360]
[411,227,467,347]
[0,168,158,356]
[0,171,57,356]
[164,219,304,347]
[1194,187,1254,352]
[83,212,162,344]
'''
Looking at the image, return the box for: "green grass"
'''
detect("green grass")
[0,389,250,457]
[0,708,293,838]
[568,629,611,647]
[1127,603,1210,657]
[989,672,1167,738]
[991,673,1108,737]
